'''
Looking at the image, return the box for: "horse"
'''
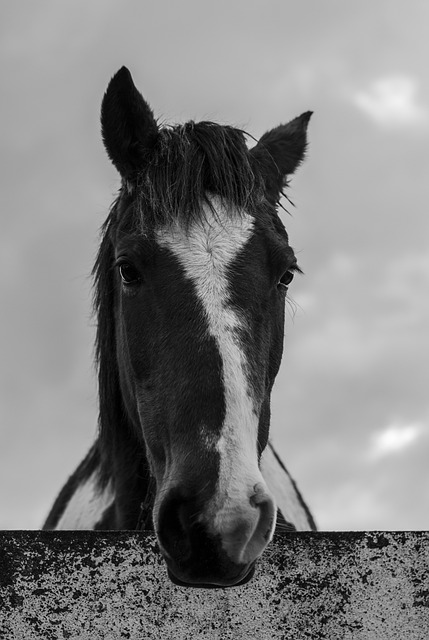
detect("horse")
[43,67,316,588]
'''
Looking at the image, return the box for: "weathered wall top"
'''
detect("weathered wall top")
[0,531,428,639]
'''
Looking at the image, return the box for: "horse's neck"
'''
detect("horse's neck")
[44,436,152,531]
[260,442,316,531]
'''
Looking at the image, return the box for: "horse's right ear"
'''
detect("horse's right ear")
[250,111,312,205]
[101,67,158,180]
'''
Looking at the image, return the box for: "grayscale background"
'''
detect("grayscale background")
[1,0,428,530]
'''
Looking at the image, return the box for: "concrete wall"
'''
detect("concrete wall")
[0,531,428,639]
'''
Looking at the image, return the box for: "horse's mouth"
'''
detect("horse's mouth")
[166,562,256,589]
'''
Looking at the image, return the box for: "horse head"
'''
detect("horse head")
[97,67,311,587]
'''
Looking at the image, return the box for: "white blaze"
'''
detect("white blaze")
[156,197,272,534]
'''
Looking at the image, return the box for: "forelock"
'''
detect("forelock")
[128,121,265,230]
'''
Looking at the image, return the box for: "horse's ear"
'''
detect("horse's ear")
[250,111,312,203]
[101,67,158,179]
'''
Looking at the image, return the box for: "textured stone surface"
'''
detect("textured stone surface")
[0,531,428,639]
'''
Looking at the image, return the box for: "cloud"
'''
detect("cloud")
[368,422,423,460]
[353,76,427,127]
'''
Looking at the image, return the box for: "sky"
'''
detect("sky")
[1,0,428,531]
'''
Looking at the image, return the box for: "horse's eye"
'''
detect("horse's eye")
[278,271,294,290]
[118,262,140,285]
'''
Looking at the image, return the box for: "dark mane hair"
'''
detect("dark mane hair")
[91,217,124,484]
[133,121,266,229]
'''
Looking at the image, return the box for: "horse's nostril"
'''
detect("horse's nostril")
[218,484,276,566]
[250,482,270,507]
[157,491,194,562]
[251,483,276,540]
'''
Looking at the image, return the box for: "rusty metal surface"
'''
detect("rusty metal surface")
[0,531,428,639]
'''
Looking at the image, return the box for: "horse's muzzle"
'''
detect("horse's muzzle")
[155,483,275,587]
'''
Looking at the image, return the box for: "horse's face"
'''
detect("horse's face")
[111,199,295,585]
[101,68,310,587]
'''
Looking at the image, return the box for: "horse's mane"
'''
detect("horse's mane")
[92,121,268,483]
[92,218,126,485]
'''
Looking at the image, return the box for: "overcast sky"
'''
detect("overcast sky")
[1,0,428,530]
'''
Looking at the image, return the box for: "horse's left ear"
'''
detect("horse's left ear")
[250,111,312,203]
[101,66,159,180]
